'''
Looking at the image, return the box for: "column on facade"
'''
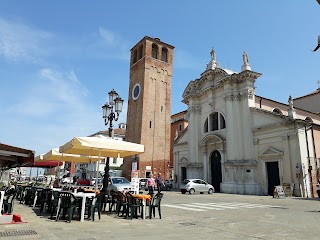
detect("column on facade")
[203,148,208,182]
[241,86,255,160]
[224,89,236,161]
[187,101,200,165]
[282,135,293,184]
[173,151,178,189]
[234,94,243,160]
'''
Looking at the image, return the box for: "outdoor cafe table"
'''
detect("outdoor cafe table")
[55,191,96,222]
[132,194,151,220]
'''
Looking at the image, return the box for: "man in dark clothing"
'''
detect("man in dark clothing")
[156,173,164,193]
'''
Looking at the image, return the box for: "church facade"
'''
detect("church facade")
[173,50,320,197]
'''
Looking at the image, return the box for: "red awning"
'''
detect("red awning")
[32,161,63,168]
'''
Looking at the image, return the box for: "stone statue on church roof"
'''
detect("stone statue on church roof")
[241,51,251,71]
[243,51,249,65]
[206,47,219,70]
[210,48,216,61]
[288,95,294,109]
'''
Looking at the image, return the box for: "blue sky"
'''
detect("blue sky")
[1,1,320,159]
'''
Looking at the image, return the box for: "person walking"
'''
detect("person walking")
[147,174,156,196]
[156,173,164,193]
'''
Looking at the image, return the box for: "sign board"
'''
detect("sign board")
[132,162,137,171]
[146,166,151,171]
[131,170,139,179]
[273,185,286,198]
[131,177,140,194]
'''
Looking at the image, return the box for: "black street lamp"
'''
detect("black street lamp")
[101,89,124,191]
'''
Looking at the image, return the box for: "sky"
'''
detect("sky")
[1,1,320,162]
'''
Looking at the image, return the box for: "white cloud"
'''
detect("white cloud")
[0,17,130,63]
[2,68,103,154]
[0,18,129,155]
[0,17,52,63]
[84,27,129,60]
[99,27,117,47]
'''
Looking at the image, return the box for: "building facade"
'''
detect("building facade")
[174,49,320,197]
[170,111,188,180]
[122,36,174,180]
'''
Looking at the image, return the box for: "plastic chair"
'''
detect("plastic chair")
[56,192,81,222]
[86,192,105,221]
[116,191,127,216]
[125,192,142,220]
[149,193,163,219]
[39,189,52,214]
[23,187,32,205]
[50,191,60,219]
[29,187,37,206]
[3,193,16,214]
[16,186,23,201]
[108,190,118,213]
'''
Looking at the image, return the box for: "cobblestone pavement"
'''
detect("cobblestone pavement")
[0,191,320,240]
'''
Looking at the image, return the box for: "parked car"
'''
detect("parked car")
[61,177,73,184]
[107,177,133,193]
[180,179,214,194]
[76,179,90,186]
[139,178,148,191]
[164,179,173,191]
[91,177,103,186]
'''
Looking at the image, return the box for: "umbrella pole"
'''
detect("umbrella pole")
[36,168,39,185]
[70,160,73,190]
[95,150,101,191]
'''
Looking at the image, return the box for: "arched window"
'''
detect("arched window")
[272,108,282,115]
[161,47,168,62]
[138,45,143,59]
[204,118,208,133]
[152,43,158,59]
[220,114,226,129]
[211,112,219,131]
[133,49,137,63]
[305,117,313,123]
[209,112,226,131]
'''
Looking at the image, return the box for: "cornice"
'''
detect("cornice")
[182,70,261,102]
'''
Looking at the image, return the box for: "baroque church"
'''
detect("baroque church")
[173,49,320,197]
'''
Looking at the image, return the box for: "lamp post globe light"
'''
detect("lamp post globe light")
[101,89,124,192]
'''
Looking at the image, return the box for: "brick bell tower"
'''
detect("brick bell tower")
[122,36,174,180]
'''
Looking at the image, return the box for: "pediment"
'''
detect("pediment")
[182,68,230,100]
[251,108,293,131]
[178,157,188,164]
[174,127,188,145]
[258,146,283,159]
[200,134,225,146]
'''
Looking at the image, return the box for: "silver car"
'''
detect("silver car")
[107,177,133,193]
[180,179,214,194]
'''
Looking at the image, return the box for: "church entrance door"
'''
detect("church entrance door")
[266,161,280,196]
[210,150,222,192]
[181,167,187,183]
